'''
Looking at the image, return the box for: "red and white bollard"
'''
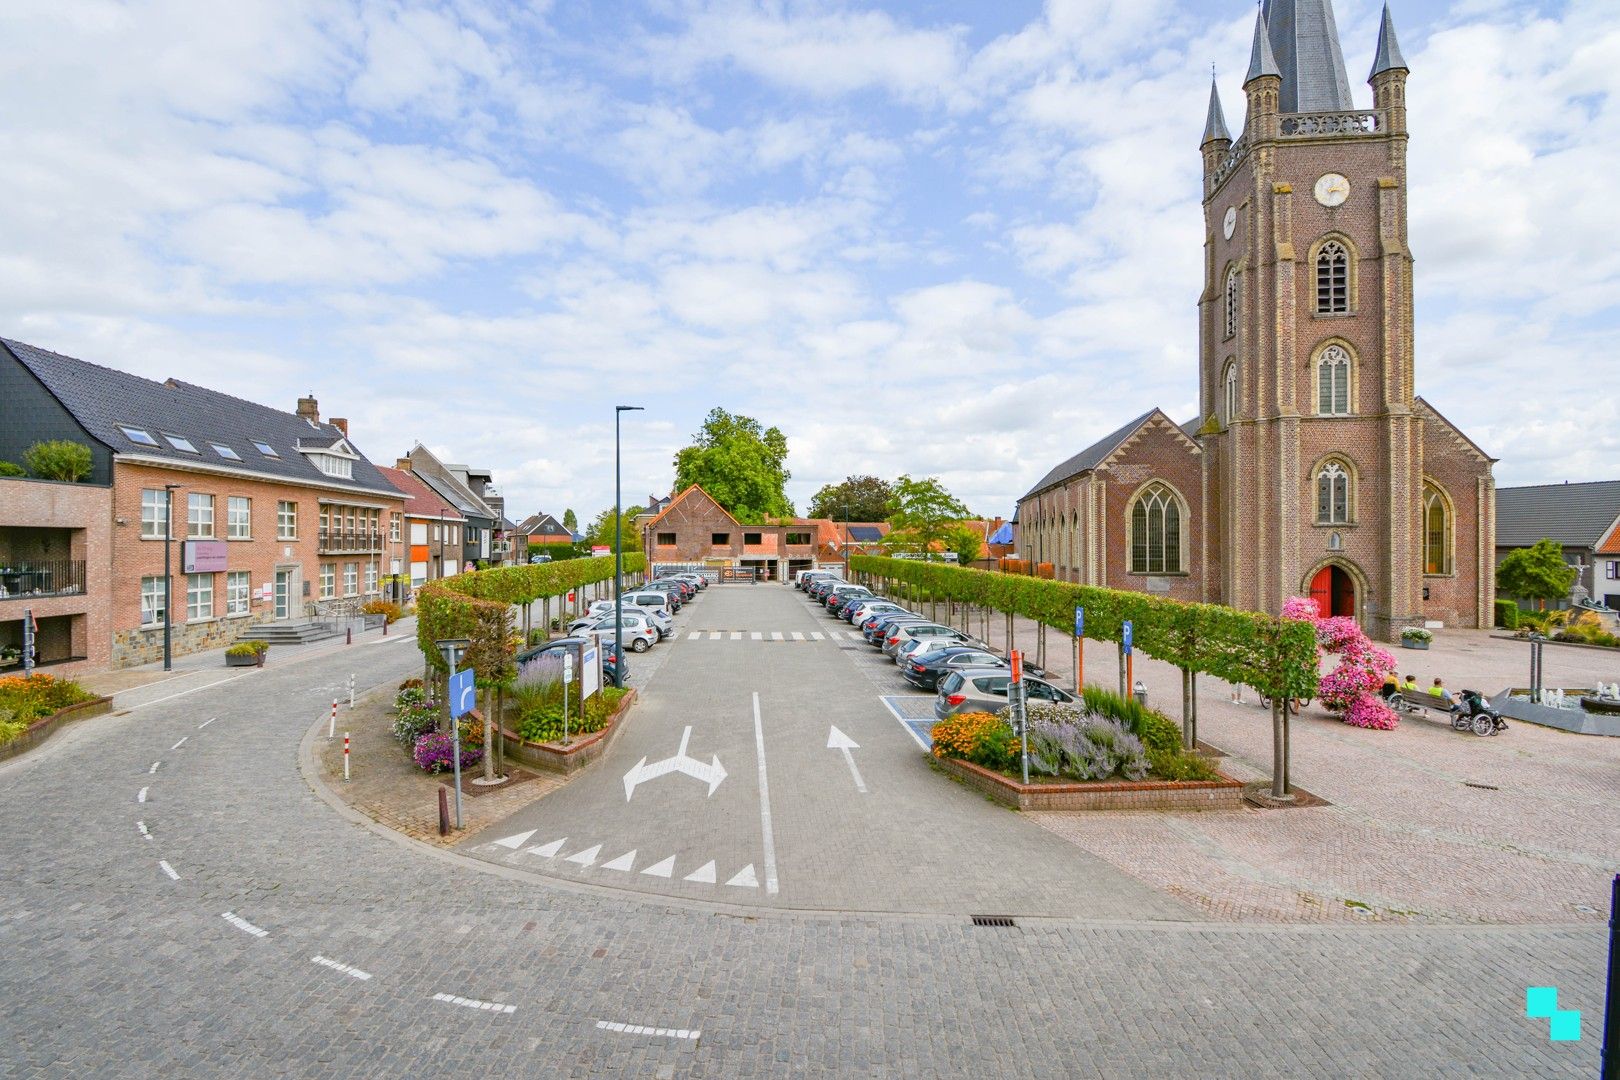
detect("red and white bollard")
[343,732,350,782]
[328,699,338,740]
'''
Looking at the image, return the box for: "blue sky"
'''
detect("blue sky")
[1,0,1613,523]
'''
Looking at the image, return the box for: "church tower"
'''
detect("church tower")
[1198,1,1423,638]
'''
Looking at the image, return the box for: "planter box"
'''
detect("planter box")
[1400,639,1429,650]
[0,695,114,763]
[933,754,1245,812]
[225,652,265,667]
[499,689,638,776]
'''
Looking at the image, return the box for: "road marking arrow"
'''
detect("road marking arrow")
[623,726,727,801]
[827,725,867,793]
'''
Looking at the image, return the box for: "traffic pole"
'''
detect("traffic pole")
[343,733,350,783]
[328,700,338,740]
[1603,873,1618,1080]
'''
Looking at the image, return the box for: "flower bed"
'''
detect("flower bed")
[0,674,111,762]
[933,755,1244,812]
[500,688,638,775]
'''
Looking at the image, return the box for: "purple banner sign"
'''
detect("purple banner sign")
[183,540,228,573]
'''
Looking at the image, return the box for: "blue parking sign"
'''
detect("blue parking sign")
[1074,607,1084,637]
[449,667,477,719]
[1122,620,1133,655]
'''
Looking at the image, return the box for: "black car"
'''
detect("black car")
[901,645,1008,691]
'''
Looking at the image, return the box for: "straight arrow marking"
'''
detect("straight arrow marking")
[826,726,867,793]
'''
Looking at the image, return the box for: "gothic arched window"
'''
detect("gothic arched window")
[1315,461,1351,524]
[1316,240,1349,314]
[1129,483,1184,574]
[1222,360,1238,426]
[1317,344,1351,415]
[1223,268,1239,339]
[1423,484,1453,575]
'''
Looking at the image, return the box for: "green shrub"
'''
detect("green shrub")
[1080,685,1182,756]
[224,643,260,658]
[1147,750,1219,782]
[0,673,97,726]
[392,685,438,746]
[970,722,1020,771]
[516,686,627,743]
[0,460,24,477]
[361,600,403,624]
[22,439,93,482]
[0,708,28,745]
[1493,599,1518,630]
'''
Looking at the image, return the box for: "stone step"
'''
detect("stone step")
[239,623,341,645]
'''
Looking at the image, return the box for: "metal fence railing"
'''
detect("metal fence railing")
[0,560,87,601]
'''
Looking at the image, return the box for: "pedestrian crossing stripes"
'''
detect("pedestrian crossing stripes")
[684,630,862,642]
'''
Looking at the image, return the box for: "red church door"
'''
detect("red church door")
[1309,566,1356,619]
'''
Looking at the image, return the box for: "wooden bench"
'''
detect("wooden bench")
[1394,691,1494,735]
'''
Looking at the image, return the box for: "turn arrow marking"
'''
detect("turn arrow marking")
[623,726,727,800]
[826,725,867,793]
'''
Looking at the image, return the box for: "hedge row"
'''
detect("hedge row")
[416,554,646,683]
[850,555,1319,702]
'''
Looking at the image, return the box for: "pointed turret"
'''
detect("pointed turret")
[1245,11,1281,85]
[1201,78,1232,146]
[1369,3,1408,79]
[1261,0,1356,112]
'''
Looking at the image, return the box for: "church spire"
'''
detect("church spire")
[1202,77,1232,145]
[1369,3,1409,80]
[1245,9,1281,85]
[1260,0,1356,112]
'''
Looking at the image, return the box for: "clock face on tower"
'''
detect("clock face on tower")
[1314,173,1351,207]
[1222,206,1237,240]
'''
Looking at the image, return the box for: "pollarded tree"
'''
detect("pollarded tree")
[672,408,792,523]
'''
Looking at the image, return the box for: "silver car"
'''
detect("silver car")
[934,667,1077,719]
[575,611,658,652]
[884,622,968,658]
[895,631,975,664]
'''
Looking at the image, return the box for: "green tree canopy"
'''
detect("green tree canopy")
[23,440,92,482]
[585,505,645,553]
[807,475,894,521]
[672,408,792,523]
[883,475,971,556]
[562,508,577,532]
[1496,538,1577,606]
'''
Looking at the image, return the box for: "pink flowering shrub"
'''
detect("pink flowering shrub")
[1283,595,1400,730]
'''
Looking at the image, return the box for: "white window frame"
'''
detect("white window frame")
[1128,483,1184,575]
[320,563,335,599]
[187,492,215,539]
[226,570,250,616]
[186,572,213,620]
[141,488,169,539]
[277,501,298,540]
[1222,361,1237,427]
[140,576,167,627]
[389,514,400,543]
[343,562,358,597]
[365,561,378,594]
[227,496,252,539]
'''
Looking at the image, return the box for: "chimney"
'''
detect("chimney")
[395,457,413,472]
[330,417,349,437]
[296,394,319,423]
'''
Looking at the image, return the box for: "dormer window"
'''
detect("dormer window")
[314,454,353,479]
[164,434,198,453]
[120,426,159,446]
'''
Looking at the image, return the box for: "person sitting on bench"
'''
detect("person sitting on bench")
[1401,674,1419,695]
[1380,671,1401,703]
[1428,677,1462,713]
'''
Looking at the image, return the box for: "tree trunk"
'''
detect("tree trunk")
[1270,699,1286,798]
[482,687,495,781]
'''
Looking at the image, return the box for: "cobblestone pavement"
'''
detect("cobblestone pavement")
[0,585,1606,1077]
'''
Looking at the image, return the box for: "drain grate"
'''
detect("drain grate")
[1463,782,1499,791]
[970,915,1017,928]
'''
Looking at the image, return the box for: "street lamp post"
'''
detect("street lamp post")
[842,497,850,579]
[613,405,644,689]
[163,483,182,671]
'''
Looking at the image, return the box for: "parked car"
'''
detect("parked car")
[847,600,906,625]
[893,629,976,664]
[651,577,695,600]
[640,581,687,610]
[871,615,936,650]
[902,646,1008,691]
[657,572,706,592]
[865,612,926,645]
[514,635,627,685]
[577,596,673,640]
[574,611,658,652]
[807,578,843,601]
[797,570,838,590]
[823,584,873,612]
[831,592,884,618]
[935,668,1076,719]
[528,554,553,564]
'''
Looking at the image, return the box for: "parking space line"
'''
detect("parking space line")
[730,632,741,640]
[750,632,762,641]
[687,632,703,641]
[790,632,804,641]
[879,696,934,751]
[811,632,824,640]
[751,692,780,895]
[770,632,783,641]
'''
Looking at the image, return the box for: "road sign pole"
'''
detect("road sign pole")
[450,705,463,829]
[1011,650,1028,785]
[1122,620,1134,705]
[1073,607,1084,694]
[437,639,471,830]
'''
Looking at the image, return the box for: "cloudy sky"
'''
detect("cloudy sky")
[2,0,1614,523]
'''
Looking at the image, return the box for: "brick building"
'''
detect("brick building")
[0,338,403,668]
[402,444,498,571]
[378,464,464,590]
[1016,1,1495,640]
[0,476,113,676]
[1495,481,1620,613]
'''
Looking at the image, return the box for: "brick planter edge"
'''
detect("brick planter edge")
[0,696,115,764]
[932,754,1245,812]
[498,689,638,776]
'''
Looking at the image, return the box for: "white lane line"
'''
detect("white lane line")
[687,631,704,641]
[729,631,741,640]
[879,696,934,751]
[148,761,161,774]
[136,821,152,841]
[221,912,269,938]
[170,737,188,751]
[198,717,218,729]
[751,692,780,895]
[158,860,179,880]
[433,992,516,1015]
[770,632,783,641]
[790,632,804,641]
[811,632,824,641]
[750,632,762,641]
[137,787,149,803]
[312,955,373,981]
[846,631,862,640]
[595,1020,700,1041]
[124,671,256,711]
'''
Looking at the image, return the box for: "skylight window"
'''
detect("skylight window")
[253,441,278,458]
[119,425,159,446]
[164,434,198,453]
[211,443,241,460]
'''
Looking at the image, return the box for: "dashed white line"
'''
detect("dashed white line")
[595,1020,700,1041]
[770,632,783,641]
[198,717,218,729]
[158,860,179,880]
[811,632,825,641]
[136,821,152,841]
[221,912,269,938]
[137,787,149,803]
[729,631,741,640]
[148,761,161,774]
[790,632,804,641]
[750,632,762,641]
[170,737,188,751]
[432,992,515,1015]
[751,692,780,895]
[312,955,373,981]
[124,671,255,711]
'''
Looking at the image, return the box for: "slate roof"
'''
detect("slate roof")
[405,444,496,523]
[517,512,568,537]
[1020,410,1157,501]
[3,336,399,498]
[378,466,463,521]
[1261,0,1356,112]
[1495,481,1620,549]
[1202,78,1231,145]
[1369,3,1408,79]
